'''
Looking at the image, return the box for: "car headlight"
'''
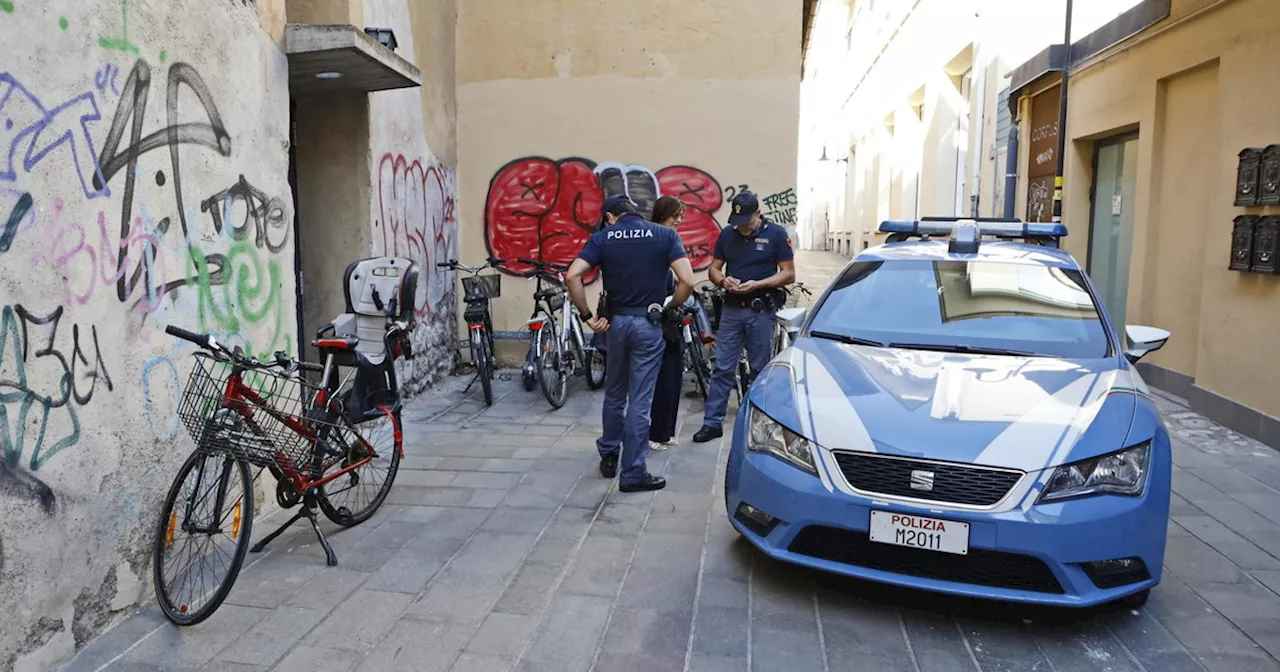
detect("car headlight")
[747,405,817,475]
[1038,442,1151,503]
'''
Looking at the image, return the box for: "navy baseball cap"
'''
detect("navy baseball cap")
[598,195,637,228]
[727,191,759,227]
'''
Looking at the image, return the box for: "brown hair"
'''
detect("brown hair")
[650,195,685,227]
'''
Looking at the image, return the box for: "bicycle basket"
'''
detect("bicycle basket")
[546,291,565,312]
[462,273,502,299]
[176,353,340,470]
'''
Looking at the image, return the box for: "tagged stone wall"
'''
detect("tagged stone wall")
[0,1,293,668]
[367,0,459,395]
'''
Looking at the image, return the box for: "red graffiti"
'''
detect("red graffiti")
[377,153,457,316]
[483,157,723,281]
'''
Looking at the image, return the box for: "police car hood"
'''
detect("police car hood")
[749,337,1145,473]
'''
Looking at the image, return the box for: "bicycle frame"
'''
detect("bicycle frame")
[219,362,379,496]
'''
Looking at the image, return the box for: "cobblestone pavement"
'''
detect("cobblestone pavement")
[64,251,1280,672]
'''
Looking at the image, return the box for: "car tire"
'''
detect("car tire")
[1115,588,1150,610]
[723,464,742,538]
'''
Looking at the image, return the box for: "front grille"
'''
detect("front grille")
[832,452,1021,506]
[788,526,1064,594]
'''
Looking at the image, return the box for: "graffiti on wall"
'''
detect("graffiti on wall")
[375,152,458,316]
[484,157,724,278]
[761,188,797,227]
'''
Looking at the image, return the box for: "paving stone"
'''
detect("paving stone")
[466,613,539,656]
[436,457,491,471]
[520,592,613,669]
[273,646,364,672]
[224,555,325,609]
[899,609,980,672]
[957,619,1054,672]
[118,605,270,668]
[355,619,472,672]
[632,532,703,568]
[450,531,538,575]
[451,653,516,672]
[1035,621,1144,672]
[1174,516,1280,570]
[493,561,567,616]
[1148,574,1267,655]
[363,547,442,594]
[466,488,511,508]
[1164,534,1252,584]
[691,606,748,657]
[282,567,369,612]
[750,616,826,672]
[618,566,698,609]
[479,458,538,472]
[387,486,477,507]
[213,606,327,667]
[1188,467,1276,496]
[417,507,493,539]
[304,588,414,650]
[818,595,913,658]
[406,570,512,624]
[452,471,524,489]
[397,470,462,487]
[482,506,555,534]
[686,653,748,672]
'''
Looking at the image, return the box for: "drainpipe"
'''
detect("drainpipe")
[1003,124,1019,220]
[1051,0,1074,224]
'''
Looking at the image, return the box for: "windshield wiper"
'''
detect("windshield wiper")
[810,331,885,347]
[887,342,1037,357]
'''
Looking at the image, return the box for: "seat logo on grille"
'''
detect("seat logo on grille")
[909,470,935,491]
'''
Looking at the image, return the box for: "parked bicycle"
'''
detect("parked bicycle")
[517,258,604,409]
[153,256,415,626]
[771,282,813,354]
[669,295,713,400]
[439,257,505,406]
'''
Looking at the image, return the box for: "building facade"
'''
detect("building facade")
[0,0,805,667]
[0,0,456,667]
[800,0,1280,452]
[457,0,804,363]
[1012,0,1280,446]
[798,0,1149,254]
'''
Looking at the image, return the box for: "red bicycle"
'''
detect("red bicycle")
[152,257,417,625]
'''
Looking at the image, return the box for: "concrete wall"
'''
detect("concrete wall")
[456,0,801,358]
[0,0,293,668]
[365,0,459,394]
[1058,0,1280,419]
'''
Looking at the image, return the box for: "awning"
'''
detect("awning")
[285,24,422,97]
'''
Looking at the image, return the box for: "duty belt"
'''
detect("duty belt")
[611,306,652,316]
[724,291,780,312]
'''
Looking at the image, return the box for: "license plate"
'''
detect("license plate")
[869,511,969,555]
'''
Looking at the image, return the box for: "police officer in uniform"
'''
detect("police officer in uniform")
[693,190,795,443]
[566,196,696,491]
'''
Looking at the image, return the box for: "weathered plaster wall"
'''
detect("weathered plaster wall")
[0,1,293,668]
[456,0,802,360]
[365,0,459,395]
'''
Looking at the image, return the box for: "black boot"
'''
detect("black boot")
[692,426,723,443]
[599,454,618,479]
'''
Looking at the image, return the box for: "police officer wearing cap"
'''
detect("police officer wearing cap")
[566,195,696,491]
[693,190,795,443]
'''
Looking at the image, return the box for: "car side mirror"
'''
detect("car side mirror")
[776,307,807,340]
[1123,325,1170,364]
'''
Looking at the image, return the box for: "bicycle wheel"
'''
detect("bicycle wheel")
[688,339,710,400]
[735,357,750,403]
[153,450,253,626]
[585,346,605,390]
[537,316,568,409]
[318,408,402,527]
[473,329,494,406]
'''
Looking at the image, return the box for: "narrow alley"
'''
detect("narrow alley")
[62,251,1280,672]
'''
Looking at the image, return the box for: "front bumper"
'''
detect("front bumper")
[724,409,1171,607]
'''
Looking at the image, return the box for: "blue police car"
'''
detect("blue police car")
[724,218,1173,608]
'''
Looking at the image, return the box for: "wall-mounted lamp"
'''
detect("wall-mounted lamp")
[364,27,399,51]
[818,148,830,161]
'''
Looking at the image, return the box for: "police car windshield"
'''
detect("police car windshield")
[807,259,1110,359]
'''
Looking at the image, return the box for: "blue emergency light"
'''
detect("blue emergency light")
[878,217,1067,250]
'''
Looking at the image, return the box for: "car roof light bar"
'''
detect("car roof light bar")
[878,217,1067,249]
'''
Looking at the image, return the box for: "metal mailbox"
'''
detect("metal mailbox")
[1231,215,1257,271]
[1235,148,1262,206]
[1260,145,1280,206]
[1253,215,1280,274]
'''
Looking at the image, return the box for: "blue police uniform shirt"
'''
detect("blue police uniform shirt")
[712,219,794,283]
[579,212,686,309]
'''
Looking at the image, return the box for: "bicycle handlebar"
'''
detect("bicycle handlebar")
[166,325,316,374]
[165,325,211,349]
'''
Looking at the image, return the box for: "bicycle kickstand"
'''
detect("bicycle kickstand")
[250,489,339,566]
[463,372,479,394]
